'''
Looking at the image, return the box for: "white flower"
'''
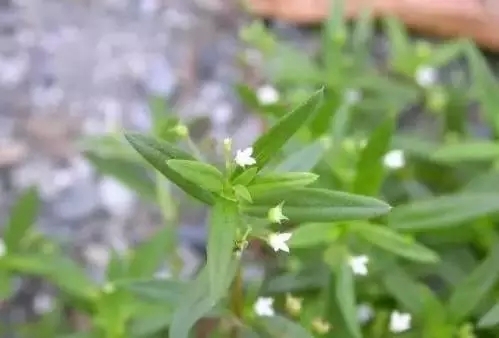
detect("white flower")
[268,202,288,224]
[390,310,411,333]
[254,297,275,317]
[234,147,256,168]
[349,255,369,276]
[415,66,437,87]
[344,88,361,105]
[257,85,279,105]
[0,239,6,257]
[383,149,406,170]
[357,303,374,324]
[33,293,55,315]
[268,232,292,253]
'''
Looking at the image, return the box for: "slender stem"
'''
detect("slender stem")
[186,135,205,162]
[155,172,182,277]
[230,264,244,338]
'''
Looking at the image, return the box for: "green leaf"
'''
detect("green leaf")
[85,153,156,202]
[243,188,391,223]
[352,6,374,66]
[383,266,445,318]
[431,141,499,163]
[206,197,239,300]
[478,302,499,328]
[384,16,410,71]
[128,227,173,279]
[232,167,258,186]
[246,172,318,198]
[427,40,465,67]
[466,42,499,136]
[388,193,499,231]
[233,184,253,203]
[106,251,128,282]
[118,279,185,305]
[274,138,330,173]
[308,87,341,138]
[236,89,324,176]
[169,265,236,338]
[259,315,313,338]
[288,223,341,248]
[353,223,439,263]
[167,159,224,193]
[4,187,40,253]
[353,117,395,196]
[336,260,362,338]
[448,242,499,322]
[322,0,346,79]
[124,133,215,205]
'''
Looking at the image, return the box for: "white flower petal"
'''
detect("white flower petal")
[257,85,279,105]
[349,255,369,276]
[383,149,405,170]
[415,66,437,88]
[390,310,412,333]
[254,297,275,317]
[357,303,374,324]
[268,232,292,253]
[234,147,256,167]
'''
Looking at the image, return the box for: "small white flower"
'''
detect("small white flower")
[33,293,55,315]
[383,149,406,170]
[254,297,275,317]
[357,303,374,324]
[268,232,292,253]
[234,147,256,168]
[0,239,6,257]
[349,255,369,276]
[344,88,361,105]
[390,310,411,333]
[257,85,279,105]
[415,66,437,87]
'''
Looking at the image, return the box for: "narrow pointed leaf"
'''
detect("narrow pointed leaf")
[336,260,362,338]
[353,117,395,196]
[4,187,40,253]
[124,133,215,205]
[246,172,318,197]
[389,193,499,231]
[243,188,391,223]
[448,242,499,322]
[207,198,239,300]
[167,159,224,193]
[478,302,499,328]
[288,223,341,248]
[234,89,324,176]
[431,141,499,163]
[274,138,330,173]
[353,223,439,263]
[128,226,173,279]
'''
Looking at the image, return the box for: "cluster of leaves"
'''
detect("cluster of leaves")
[234,1,499,337]
[3,0,499,337]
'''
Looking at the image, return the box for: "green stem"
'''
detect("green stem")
[155,172,182,277]
[230,264,244,338]
[186,135,205,162]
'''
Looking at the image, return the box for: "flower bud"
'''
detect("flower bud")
[268,202,288,224]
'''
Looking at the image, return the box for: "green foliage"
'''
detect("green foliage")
[6,2,499,337]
